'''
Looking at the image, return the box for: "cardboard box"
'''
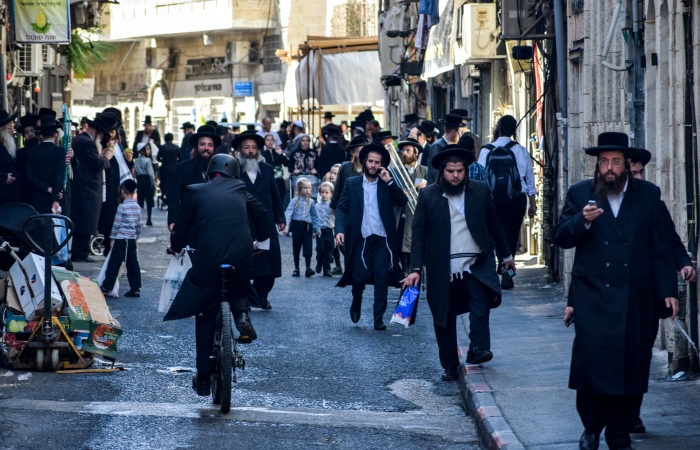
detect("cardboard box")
[9,253,63,318]
[3,279,24,315]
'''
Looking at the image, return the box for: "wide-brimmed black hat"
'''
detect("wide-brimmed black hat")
[439,114,467,128]
[280,120,290,128]
[205,120,218,128]
[38,108,56,118]
[402,113,422,123]
[87,112,121,133]
[17,114,38,133]
[345,137,368,153]
[143,115,153,124]
[231,130,264,149]
[635,148,652,166]
[584,132,642,157]
[431,144,476,170]
[216,125,228,137]
[450,108,472,122]
[0,110,17,127]
[359,142,391,167]
[323,111,335,120]
[372,130,397,143]
[323,124,341,138]
[102,107,122,121]
[189,125,222,148]
[397,137,423,154]
[180,121,195,130]
[421,120,438,137]
[37,115,62,133]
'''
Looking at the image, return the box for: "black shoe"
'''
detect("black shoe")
[578,430,599,450]
[192,374,211,396]
[292,269,300,277]
[323,270,333,277]
[100,286,109,296]
[441,368,459,381]
[630,416,646,433]
[146,220,153,226]
[374,321,387,331]
[124,290,140,298]
[315,263,322,273]
[233,311,258,343]
[259,297,272,310]
[501,272,514,290]
[350,309,361,324]
[64,262,74,271]
[305,268,315,278]
[332,267,343,275]
[466,346,493,364]
[72,257,96,263]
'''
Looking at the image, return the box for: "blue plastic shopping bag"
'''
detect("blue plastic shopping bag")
[51,218,69,265]
[390,286,420,328]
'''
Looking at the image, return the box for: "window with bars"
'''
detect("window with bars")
[262,35,282,72]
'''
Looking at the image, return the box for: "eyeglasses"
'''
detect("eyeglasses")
[598,158,624,167]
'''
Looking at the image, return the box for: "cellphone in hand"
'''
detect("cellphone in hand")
[507,268,516,277]
[588,200,597,208]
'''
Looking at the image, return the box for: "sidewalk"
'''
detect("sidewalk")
[457,257,700,449]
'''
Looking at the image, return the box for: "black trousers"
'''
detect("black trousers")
[253,275,275,301]
[101,239,141,292]
[350,235,392,323]
[576,390,640,449]
[333,247,342,268]
[434,272,492,370]
[291,220,314,259]
[195,279,250,376]
[71,232,92,261]
[316,228,335,270]
[137,174,154,209]
[494,193,528,263]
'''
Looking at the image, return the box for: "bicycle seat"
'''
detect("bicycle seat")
[220,264,236,274]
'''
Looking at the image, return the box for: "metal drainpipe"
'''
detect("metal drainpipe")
[553,0,568,190]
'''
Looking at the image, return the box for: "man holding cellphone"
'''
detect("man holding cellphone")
[553,132,678,450]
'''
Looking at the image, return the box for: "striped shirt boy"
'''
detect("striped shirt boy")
[110,199,143,240]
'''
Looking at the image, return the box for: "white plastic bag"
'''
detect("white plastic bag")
[51,218,69,265]
[158,252,192,313]
[97,250,125,298]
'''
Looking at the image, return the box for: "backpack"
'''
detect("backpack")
[483,141,522,204]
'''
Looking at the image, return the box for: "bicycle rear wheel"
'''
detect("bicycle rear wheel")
[217,301,233,413]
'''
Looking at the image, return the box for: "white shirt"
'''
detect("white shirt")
[247,170,257,183]
[478,137,537,196]
[361,175,387,238]
[258,129,281,147]
[608,179,628,218]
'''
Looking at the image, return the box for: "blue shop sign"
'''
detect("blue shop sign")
[234,82,254,97]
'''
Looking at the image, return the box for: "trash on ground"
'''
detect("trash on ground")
[0,370,14,377]
[17,373,32,381]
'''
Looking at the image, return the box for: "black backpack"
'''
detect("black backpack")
[483,141,522,204]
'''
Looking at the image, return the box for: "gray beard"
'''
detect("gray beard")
[0,130,16,158]
[238,155,261,175]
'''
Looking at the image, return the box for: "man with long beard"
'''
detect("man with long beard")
[232,130,286,309]
[396,137,428,274]
[553,132,678,450]
[403,144,513,380]
[0,109,23,206]
[168,125,218,234]
[334,143,408,330]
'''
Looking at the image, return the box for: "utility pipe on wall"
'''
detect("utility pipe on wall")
[602,0,633,71]
[553,0,568,190]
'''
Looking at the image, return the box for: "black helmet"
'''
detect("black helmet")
[207,154,240,179]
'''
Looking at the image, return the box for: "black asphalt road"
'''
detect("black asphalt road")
[0,208,478,450]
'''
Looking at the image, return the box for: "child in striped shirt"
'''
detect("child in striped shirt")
[101,179,142,298]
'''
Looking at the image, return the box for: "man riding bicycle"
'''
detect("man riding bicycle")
[164,152,271,396]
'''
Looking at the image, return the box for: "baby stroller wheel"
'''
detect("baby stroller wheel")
[90,235,105,256]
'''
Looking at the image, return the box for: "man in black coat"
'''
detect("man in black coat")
[426,114,466,184]
[330,137,365,211]
[404,144,513,380]
[164,154,270,396]
[335,143,408,330]
[0,110,24,206]
[157,133,181,206]
[553,132,678,450]
[167,125,218,235]
[179,121,195,161]
[233,130,286,309]
[132,115,161,151]
[25,115,66,214]
[69,113,118,262]
[316,124,346,178]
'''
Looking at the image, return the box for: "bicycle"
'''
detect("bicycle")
[210,264,246,413]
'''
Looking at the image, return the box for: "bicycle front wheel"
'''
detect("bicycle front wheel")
[217,301,233,413]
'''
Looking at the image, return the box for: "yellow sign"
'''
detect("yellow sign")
[12,0,71,44]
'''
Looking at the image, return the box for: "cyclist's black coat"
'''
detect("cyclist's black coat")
[165,176,270,320]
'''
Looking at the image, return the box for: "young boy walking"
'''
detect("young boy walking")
[101,179,142,297]
[314,182,335,277]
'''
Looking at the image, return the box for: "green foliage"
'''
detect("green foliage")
[61,29,115,81]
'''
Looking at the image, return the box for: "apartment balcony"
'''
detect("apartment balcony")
[108,0,276,40]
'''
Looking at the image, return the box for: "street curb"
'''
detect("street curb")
[457,346,526,450]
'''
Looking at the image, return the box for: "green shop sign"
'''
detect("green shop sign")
[12,0,71,44]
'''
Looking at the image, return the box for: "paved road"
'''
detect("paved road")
[0,208,478,449]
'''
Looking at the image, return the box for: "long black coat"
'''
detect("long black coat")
[410,181,511,328]
[70,132,110,235]
[660,200,692,271]
[426,137,447,183]
[132,129,161,152]
[553,178,677,396]
[164,177,270,320]
[241,162,285,279]
[180,132,193,161]
[335,176,408,288]
[316,142,346,178]
[25,142,66,214]
[330,161,361,210]
[97,155,121,241]
[0,143,25,207]
[167,158,207,228]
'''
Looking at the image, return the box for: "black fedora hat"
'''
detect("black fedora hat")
[450,108,472,122]
[190,125,222,148]
[36,115,62,134]
[87,112,121,133]
[231,129,264,150]
[38,108,56,118]
[323,124,341,138]
[180,121,195,130]
[102,107,122,121]
[205,120,219,128]
[635,148,652,166]
[431,144,476,170]
[359,142,391,167]
[401,113,422,123]
[0,109,17,127]
[584,132,642,157]
[438,114,467,128]
[397,137,423,154]
[421,120,438,137]
[345,136,368,153]
[17,114,38,133]
[323,111,335,120]
[372,130,397,143]
[143,115,153,124]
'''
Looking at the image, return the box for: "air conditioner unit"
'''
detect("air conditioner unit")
[235,41,251,63]
[17,44,43,77]
[462,3,499,59]
[42,46,56,69]
[501,0,542,40]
